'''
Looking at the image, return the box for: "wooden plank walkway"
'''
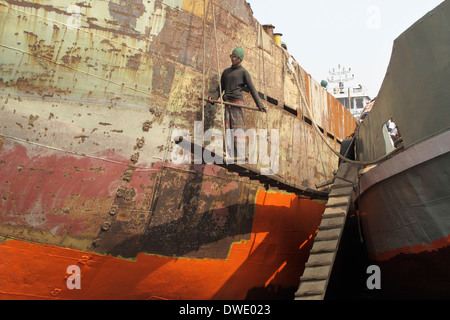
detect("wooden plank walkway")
[294,162,359,300]
[178,141,329,200]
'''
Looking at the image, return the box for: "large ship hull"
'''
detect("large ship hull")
[0,0,355,299]
[355,0,450,299]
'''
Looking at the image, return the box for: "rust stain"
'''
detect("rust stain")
[27,114,39,127]
[142,120,152,132]
[74,135,89,143]
[0,0,357,300]
[0,136,4,152]
[130,152,140,164]
[13,78,71,99]
[121,166,136,182]
[61,54,82,66]
[135,137,145,150]
[126,53,142,71]
[4,0,68,16]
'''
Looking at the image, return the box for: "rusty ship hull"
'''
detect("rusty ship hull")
[355,0,450,299]
[0,0,355,299]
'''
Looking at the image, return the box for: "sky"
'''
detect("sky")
[248,0,444,98]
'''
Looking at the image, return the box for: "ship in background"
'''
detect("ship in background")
[353,0,450,299]
[0,0,355,299]
[325,65,372,120]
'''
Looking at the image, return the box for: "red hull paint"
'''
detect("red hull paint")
[369,243,450,299]
[0,139,131,238]
[368,233,450,262]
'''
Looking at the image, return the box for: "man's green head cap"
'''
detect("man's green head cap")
[232,46,245,60]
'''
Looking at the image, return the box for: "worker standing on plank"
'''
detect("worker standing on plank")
[208,46,266,160]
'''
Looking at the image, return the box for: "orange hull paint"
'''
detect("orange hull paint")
[0,191,324,300]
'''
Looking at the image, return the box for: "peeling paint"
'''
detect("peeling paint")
[0,0,355,300]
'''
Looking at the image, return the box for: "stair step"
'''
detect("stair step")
[326,196,350,208]
[328,186,353,197]
[301,265,331,281]
[330,183,353,190]
[305,252,335,267]
[295,280,327,297]
[310,240,338,254]
[323,206,347,217]
[334,177,354,185]
[294,294,323,300]
[314,228,341,242]
[318,216,345,230]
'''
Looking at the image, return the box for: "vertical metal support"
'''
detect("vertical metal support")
[201,0,207,146]
[212,2,226,155]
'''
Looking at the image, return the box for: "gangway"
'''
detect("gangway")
[294,162,359,299]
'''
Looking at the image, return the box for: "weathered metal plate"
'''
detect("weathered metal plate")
[0,0,355,299]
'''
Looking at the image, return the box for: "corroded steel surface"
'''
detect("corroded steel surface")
[0,0,355,299]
